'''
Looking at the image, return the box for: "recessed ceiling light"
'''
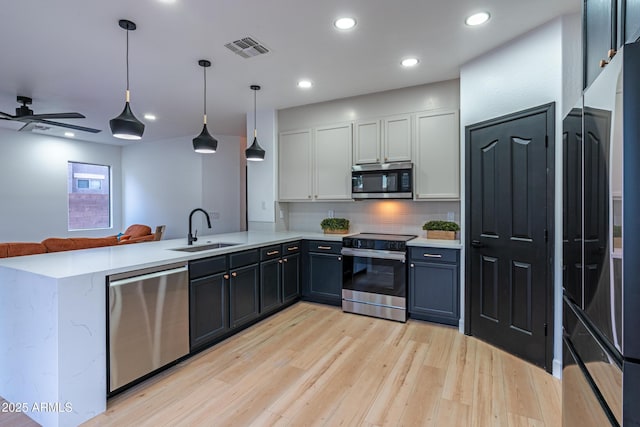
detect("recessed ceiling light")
[465,12,490,26]
[334,17,356,30]
[64,132,75,138]
[297,80,313,89]
[157,0,176,3]
[144,114,157,121]
[401,58,419,67]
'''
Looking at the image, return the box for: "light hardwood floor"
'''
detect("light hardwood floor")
[2,302,561,426]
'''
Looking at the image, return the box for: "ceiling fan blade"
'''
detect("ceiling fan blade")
[38,119,102,134]
[27,112,85,120]
[0,111,16,119]
[18,122,37,132]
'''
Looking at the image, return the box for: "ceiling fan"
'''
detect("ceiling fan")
[0,95,101,133]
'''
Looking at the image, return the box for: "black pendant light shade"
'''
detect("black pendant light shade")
[246,85,265,161]
[110,19,145,140]
[193,59,218,153]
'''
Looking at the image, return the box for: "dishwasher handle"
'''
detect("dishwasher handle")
[109,266,189,287]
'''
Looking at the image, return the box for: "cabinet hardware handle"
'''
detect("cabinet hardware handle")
[231,272,237,277]
[288,246,299,251]
[283,258,288,262]
[423,254,442,258]
[384,157,388,162]
[410,263,415,268]
[318,246,332,250]
[599,59,609,68]
[267,250,279,256]
[308,195,312,199]
[608,48,617,59]
[223,274,230,280]
[338,256,342,261]
[315,195,318,199]
[278,259,283,264]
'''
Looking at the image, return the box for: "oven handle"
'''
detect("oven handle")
[341,247,406,261]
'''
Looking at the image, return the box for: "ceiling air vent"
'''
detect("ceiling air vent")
[224,37,270,59]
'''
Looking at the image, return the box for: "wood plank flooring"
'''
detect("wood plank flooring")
[2,302,561,427]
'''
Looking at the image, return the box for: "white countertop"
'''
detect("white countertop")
[407,237,462,249]
[0,231,346,279]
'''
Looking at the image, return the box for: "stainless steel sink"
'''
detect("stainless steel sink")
[170,242,239,252]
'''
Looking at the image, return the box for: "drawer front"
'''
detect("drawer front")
[260,245,282,261]
[283,241,301,255]
[307,240,342,254]
[229,249,259,269]
[189,255,227,279]
[410,247,458,263]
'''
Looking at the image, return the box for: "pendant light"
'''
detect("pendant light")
[109,19,145,140]
[246,85,265,161]
[192,59,218,153]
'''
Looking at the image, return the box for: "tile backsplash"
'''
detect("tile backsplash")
[283,200,460,236]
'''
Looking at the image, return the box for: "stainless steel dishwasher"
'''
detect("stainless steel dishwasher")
[108,262,189,393]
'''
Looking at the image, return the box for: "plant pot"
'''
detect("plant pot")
[426,230,456,240]
[323,229,349,235]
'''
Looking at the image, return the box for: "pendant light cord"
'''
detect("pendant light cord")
[126,28,130,91]
[253,88,257,136]
[203,65,207,117]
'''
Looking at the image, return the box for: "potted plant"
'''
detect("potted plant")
[320,218,350,234]
[422,220,460,240]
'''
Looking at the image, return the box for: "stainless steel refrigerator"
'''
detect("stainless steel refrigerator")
[562,41,640,426]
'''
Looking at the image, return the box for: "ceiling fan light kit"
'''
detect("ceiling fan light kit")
[192,59,218,153]
[246,84,265,161]
[110,19,145,140]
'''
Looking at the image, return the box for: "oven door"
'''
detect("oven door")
[341,248,406,297]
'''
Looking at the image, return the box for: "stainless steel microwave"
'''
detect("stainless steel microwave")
[351,162,413,199]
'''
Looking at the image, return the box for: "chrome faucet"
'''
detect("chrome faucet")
[188,208,212,245]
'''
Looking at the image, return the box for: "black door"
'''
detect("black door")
[466,103,554,371]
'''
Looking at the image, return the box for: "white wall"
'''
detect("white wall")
[460,14,581,378]
[246,108,277,226]
[122,134,244,240]
[0,128,123,242]
[278,80,460,131]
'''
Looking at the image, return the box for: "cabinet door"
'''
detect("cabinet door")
[409,261,459,326]
[189,273,229,350]
[415,110,460,200]
[314,123,353,200]
[282,252,300,302]
[279,129,313,201]
[383,114,412,163]
[354,120,381,164]
[260,258,281,314]
[584,0,616,89]
[229,263,259,328]
[306,252,343,305]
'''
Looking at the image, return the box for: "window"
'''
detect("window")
[67,162,111,230]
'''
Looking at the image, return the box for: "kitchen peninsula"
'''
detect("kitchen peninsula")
[0,230,460,427]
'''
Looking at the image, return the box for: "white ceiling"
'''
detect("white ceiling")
[0,0,579,145]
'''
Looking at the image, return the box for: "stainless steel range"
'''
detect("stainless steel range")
[341,233,416,322]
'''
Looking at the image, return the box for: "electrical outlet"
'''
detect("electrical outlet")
[447,212,455,221]
[328,209,334,218]
[261,201,266,210]
[211,212,220,220]
[279,209,284,219]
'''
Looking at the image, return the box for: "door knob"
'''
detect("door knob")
[471,240,485,248]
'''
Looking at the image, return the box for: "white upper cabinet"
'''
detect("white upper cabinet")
[314,123,353,200]
[278,123,353,202]
[414,110,460,200]
[353,120,381,164]
[278,129,313,201]
[383,114,412,163]
[353,114,412,165]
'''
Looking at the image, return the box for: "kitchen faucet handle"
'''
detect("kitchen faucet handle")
[193,230,198,242]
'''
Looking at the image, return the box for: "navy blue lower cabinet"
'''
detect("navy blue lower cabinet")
[282,252,301,303]
[189,272,229,350]
[408,247,460,326]
[260,257,282,314]
[303,240,343,306]
[229,263,260,329]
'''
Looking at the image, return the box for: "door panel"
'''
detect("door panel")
[466,103,554,371]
